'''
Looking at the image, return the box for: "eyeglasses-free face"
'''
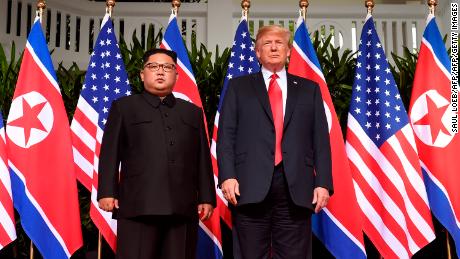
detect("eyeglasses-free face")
[143,62,176,73]
[255,31,290,73]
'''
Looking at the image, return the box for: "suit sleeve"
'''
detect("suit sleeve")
[197,110,217,206]
[97,101,123,200]
[216,80,238,187]
[312,85,334,195]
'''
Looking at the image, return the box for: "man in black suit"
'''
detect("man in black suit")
[217,25,333,259]
[97,48,216,259]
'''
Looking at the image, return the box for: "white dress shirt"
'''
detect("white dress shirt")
[261,66,287,117]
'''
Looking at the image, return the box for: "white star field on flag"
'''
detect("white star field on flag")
[81,25,131,128]
[349,21,409,147]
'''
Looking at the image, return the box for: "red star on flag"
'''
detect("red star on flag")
[413,94,450,142]
[8,99,48,145]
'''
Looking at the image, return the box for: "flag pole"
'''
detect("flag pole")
[299,0,308,21]
[95,2,117,259]
[426,4,450,259]
[29,242,34,259]
[98,232,102,259]
[29,1,47,258]
[241,0,250,20]
[424,1,453,257]
[447,230,452,259]
[365,2,383,259]
[362,1,385,256]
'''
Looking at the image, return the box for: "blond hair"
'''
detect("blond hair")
[255,25,291,48]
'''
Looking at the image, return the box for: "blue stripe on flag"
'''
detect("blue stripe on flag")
[196,226,223,259]
[424,17,451,73]
[10,168,68,259]
[293,20,322,71]
[27,19,58,82]
[312,211,366,259]
[0,111,4,128]
[163,17,194,75]
[422,168,460,256]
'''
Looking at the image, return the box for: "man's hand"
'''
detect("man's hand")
[98,197,119,212]
[221,178,240,205]
[312,187,330,213]
[198,204,214,221]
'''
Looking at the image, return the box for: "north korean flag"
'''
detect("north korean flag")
[409,14,460,255]
[6,17,82,259]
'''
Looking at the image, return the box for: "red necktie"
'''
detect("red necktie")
[268,74,283,165]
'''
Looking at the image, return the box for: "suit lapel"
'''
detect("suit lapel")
[251,72,273,123]
[283,73,300,130]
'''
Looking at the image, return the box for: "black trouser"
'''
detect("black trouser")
[116,215,198,259]
[233,163,312,259]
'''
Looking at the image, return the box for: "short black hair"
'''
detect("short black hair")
[142,48,177,65]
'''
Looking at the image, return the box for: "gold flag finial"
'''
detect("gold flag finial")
[365,0,374,14]
[427,0,437,15]
[172,0,181,15]
[106,0,116,16]
[241,0,251,18]
[36,0,46,23]
[37,0,46,11]
[299,0,309,20]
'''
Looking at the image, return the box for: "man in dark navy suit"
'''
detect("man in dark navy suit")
[217,25,333,259]
[97,49,216,259]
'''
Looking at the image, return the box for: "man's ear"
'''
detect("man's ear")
[255,48,261,60]
[140,70,144,82]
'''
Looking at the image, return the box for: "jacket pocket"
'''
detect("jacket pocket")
[180,115,199,129]
[130,117,152,125]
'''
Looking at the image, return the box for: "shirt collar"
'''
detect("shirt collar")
[142,91,176,108]
[261,66,287,82]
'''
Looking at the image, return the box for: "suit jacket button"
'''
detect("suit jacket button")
[170,140,175,146]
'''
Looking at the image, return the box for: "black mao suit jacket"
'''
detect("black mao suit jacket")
[97,92,216,220]
[217,72,333,210]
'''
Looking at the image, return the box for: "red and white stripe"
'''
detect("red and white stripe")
[0,123,16,249]
[71,96,117,251]
[210,113,232,227]
[346,115,435,258]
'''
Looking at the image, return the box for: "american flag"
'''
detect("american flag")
[288,15,366,258]
[0,112,16,249]
[210,15,260,228]
[161,12,223,258]
[71,13,131,252]
[346,14,435,258]
[409,14,460,255]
